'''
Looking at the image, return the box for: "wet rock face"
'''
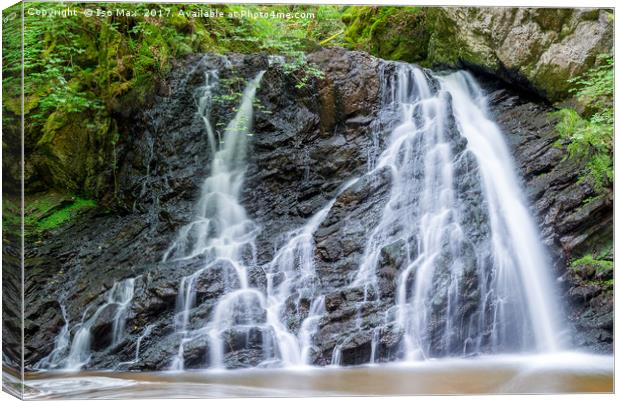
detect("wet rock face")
[314,169,392,290]
[431,8,613,101]
[245,48,381,267]
[481,75,613,353]
[3,226,23,371]
[21,48,612,372]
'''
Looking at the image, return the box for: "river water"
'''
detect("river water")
[20,352,612,399]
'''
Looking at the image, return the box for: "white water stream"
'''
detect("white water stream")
[38,60,566,374]
[165,70,267,369]
[351,65,561,361]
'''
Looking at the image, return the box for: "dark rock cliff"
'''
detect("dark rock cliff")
[21,47,612,371]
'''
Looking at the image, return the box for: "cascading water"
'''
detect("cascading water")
[165,69,269,370]
[163,62,363,369]
[262,197,341,366]
[37,278,135,371]
[118,324,155,368]
[65,278,135,370]
[33,305,70,370]
[36,58,565,373]
[352,64,561,361]
[259,177,359,367]
[162,60,563,370]
[441,71,560,353]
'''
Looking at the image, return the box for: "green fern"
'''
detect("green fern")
[554,55,613,192]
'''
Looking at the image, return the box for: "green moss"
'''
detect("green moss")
[37,198,96,231]
[579,278,613,288]
[341,7,494,68]
[532,9,573,32]
[341,6,430,63]
[2,198,21,233]
[571,254,613,272]
[424,10,461,66]
[570,252,613,290]
[532,65,574,101]
[426,10,500,70]
[25,193,96,232]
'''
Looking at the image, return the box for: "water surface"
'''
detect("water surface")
[22,353,613,399]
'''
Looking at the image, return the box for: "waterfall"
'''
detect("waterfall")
[117,324,155,368]
[441,71,559,352]
[164,62,367,369]
[163,60,562,370]
[65,279,135,370]
[261,178,358,367]
[353,63,561,359]
[261,197,340,367]
[163,70,263,264]
[37,278,135,371]
[33,305,70,370]
[166,70,267,370]
[36,58,564,373]
[299,296,326,364]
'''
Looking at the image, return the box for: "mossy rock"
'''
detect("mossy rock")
[34,110,115,197]
[25,192,97,233]
[342,6,430,63]
[426,8,513,72]
[531,8,573,32]
[2,197,21,235]
[343,7,612,103]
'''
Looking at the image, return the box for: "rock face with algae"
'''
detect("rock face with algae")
[342,7,613,102]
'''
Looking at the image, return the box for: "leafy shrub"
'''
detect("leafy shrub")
[555,55,613,192]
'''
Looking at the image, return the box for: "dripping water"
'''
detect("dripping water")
[117,324,155,369]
